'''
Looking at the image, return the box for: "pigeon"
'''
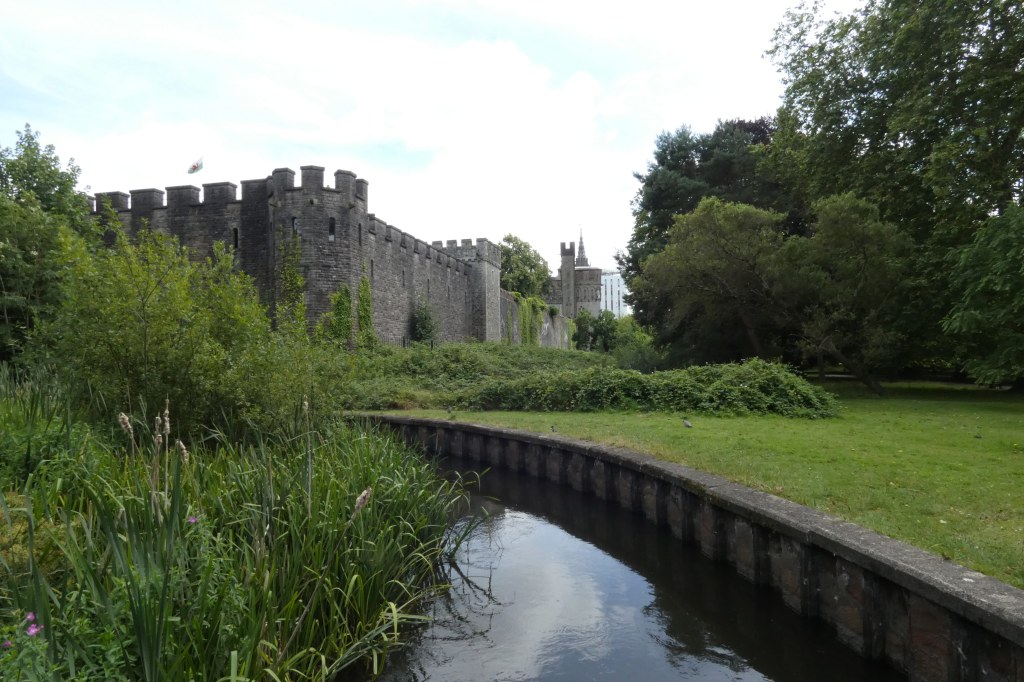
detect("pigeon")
[683,418,693,429]
[551,425,557,433]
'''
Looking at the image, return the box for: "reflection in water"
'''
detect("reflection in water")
[380,458,904,682]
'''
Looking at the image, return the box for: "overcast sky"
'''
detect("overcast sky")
[1,0,859,272]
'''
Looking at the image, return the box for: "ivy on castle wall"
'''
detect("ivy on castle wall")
[514,293,547,347]
[356,274,376,349]
[277,232,305,333]
[315,284,354,348]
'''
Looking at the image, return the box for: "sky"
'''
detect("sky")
[0,0,860,272]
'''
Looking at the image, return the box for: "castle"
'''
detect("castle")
[93,165,603,346]
[546,232,602,319]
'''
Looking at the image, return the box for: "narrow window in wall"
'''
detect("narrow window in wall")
[402,269,406,287]
[370,259,375,281]
[358,224,363,246]
[291,217,298,235]
[328,217,336,242]
[233,227,239,250]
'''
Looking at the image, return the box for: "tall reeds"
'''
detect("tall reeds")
[0,408,469,680]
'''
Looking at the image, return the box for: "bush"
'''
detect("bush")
[31,230,273,434]
[457,358,837,417]
[410,299,438,343]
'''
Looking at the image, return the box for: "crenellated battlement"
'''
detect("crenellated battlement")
[94,166,376,213]
[444,238,502,268]
[91,164,521,343]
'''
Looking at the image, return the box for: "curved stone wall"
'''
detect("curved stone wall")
[367,415,1024,682]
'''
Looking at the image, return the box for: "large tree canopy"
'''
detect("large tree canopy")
[500,234,550,298]
[1,124,93,238]
[943,206,1024,386]
[630,198,787,363]
[770,1,1024,241]
[618,117,783,287]
[772,194,911,393]
[630,195,908,391]
[768,0,1024,379]
[0,125,95,360]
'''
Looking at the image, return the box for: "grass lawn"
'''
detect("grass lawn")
[403,381,1024,589]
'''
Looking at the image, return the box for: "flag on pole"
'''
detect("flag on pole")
[187,157,203,174]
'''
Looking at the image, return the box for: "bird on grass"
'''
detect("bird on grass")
[551,425,557,433]
[683,418,693,429]
[445,405,454,419]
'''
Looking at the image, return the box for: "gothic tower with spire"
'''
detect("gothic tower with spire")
[548,230,603,318]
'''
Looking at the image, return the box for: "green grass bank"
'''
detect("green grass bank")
[405,382,1024,588]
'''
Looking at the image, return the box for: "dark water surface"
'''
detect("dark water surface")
[380,458,904,682]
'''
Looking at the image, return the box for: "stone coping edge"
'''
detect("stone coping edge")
[361,414,1024,649]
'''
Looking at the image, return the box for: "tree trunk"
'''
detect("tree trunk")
[739,309,765,358]
[828,345,886,396]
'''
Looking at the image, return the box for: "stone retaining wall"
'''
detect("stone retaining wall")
[366,415,1024,682]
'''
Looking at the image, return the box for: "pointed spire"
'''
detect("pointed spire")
[575,228,590,267]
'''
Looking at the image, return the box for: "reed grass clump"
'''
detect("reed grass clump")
[0,411,469,681]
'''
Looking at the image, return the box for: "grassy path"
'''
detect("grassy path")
[403,383,1024,588]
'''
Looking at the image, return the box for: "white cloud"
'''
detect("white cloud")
[0,0,863,271]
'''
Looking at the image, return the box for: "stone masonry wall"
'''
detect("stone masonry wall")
[499,290,570,348]
[370,415,1024,682]
[94,165,504,344]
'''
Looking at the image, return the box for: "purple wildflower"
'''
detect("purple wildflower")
[187,515,198,524]
[25,612,34,623]
[26,624,42,637]
[2,639,11,648]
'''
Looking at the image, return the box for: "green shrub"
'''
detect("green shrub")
[410,299,438,343]
[457,358,837,417]
[31,230,273,434]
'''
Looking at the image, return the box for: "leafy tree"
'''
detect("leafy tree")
[631,198,786,361]
[943,206,1024,386]
[500,234,550,298]
[410,298,438,344]
[590,310,618,353]
[0,195,66,360]
[770,1,1024,241]
[0,124,94,239]
[572,308,594,351]
[0,127,96,359]
[611,316,665,372]
[772,194,911,394]
[618,118,784,286]
[769,0,1024,369]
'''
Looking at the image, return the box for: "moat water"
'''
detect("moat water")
[380,457,904,682]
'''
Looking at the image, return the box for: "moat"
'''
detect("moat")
[380,457,904,682]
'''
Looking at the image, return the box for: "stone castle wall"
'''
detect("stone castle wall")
[94,165,566,347]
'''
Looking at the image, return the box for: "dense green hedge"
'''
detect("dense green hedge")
[456,358,837,417]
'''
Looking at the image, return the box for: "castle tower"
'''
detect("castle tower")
[447,239,502,341]
[572,230,602,317]
[559,242,576,315]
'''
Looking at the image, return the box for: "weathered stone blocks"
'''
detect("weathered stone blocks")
[370,416,1024,682]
